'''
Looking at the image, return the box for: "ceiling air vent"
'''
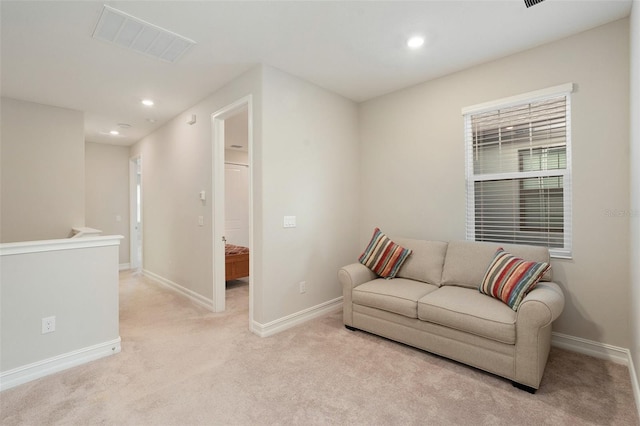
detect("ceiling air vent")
[92,5,196,63]
[524,0,546,8]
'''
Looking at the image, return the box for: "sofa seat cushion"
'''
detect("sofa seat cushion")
[417,286,517,344]
[353,278,439,319]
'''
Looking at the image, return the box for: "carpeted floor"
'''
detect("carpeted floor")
[1,271,638,425]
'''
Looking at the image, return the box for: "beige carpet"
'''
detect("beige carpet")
[1,271,638,425]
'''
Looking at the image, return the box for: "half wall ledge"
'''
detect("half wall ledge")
[0,234,123,391]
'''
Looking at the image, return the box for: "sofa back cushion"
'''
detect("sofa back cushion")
[441,240,552,289]
[393,239,448,286]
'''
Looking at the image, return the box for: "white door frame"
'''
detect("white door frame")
[211,95,253,324]
[129,155,142,271]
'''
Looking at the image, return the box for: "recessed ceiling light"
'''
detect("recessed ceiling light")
[109,130,120,135]
[146,118,157,123]
[118,123,132,129]
[142,99,154,107]
[407,36,425,49]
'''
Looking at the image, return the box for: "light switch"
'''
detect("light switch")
[283,216,296,228]
[198,216,204,226]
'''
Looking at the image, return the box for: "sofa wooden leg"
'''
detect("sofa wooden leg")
[345,325,357,331]
[512,381,537,394]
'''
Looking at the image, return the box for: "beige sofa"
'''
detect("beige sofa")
[339,239,565,392]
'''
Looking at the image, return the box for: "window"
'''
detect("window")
[519,146,565,236]
[463,84,573,258]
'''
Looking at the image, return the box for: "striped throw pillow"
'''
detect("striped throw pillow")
[359,228,412,279]
[479,248,550,311]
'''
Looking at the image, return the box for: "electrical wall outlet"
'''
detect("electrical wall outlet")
[42,316,56,334]
[299,281,307,294]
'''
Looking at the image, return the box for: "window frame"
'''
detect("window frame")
[462,83,574,259]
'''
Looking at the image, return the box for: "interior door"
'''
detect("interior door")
[224,163,249,247]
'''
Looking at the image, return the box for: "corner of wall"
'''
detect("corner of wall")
[629,0,640,416]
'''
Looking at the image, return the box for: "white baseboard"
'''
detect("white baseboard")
[119,263,131,271]
[252,297,343,337]
[0,337,121,392]
[143,269,214,311]
[141,268,340,337]
[551,332,629,365]
[552,332,640,417]
[628,351,640,420]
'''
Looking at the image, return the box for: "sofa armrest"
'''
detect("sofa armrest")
[517,281,565,327]
[338,263,376,327]
[514,281,565,388]
[338,262,376,290]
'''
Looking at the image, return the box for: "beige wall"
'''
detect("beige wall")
[1,98,85,242]
[630,0,640,391]
[85,142,131,265]
[359,19,631,348]
[260,65,360,323]
[1,237,121,386]
[130,67,263,312]
[130,65,361,325]
[225,108,249,165]
[225,149,248,165]
[225,109,248,152]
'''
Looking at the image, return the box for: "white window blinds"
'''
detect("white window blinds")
[463,84,573,258]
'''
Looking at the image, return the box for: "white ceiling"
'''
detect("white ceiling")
[0,1,632,146]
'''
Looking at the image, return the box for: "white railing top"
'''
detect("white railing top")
[0,235,123,256]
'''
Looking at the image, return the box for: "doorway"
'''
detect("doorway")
[211,96,253,326]
[129,156,142,272]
